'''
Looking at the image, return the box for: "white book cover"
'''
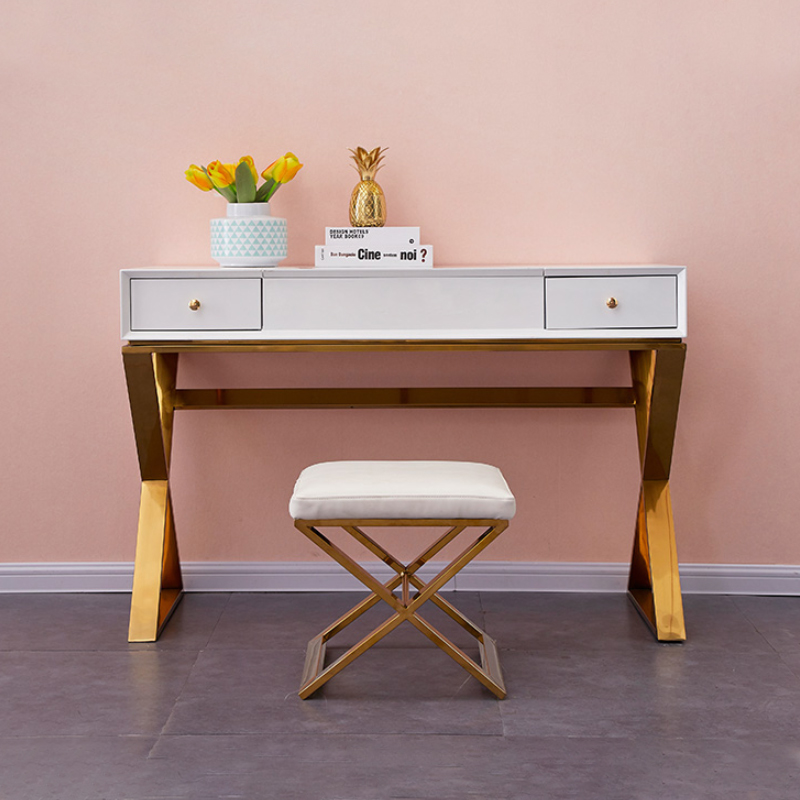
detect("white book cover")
[325,227,421,247]
[315,245,433,268]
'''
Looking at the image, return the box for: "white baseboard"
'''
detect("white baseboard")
[0,561,798,595]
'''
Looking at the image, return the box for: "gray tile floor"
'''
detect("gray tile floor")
[1,591,800,799]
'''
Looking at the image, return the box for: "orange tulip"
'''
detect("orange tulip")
[207,160,235,189]
[185,164,213,191]
[261,152,303,184]
[238,155,258,184]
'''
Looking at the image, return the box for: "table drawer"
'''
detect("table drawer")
[130,278,262,331]
[545,275,678,330]
[263,274,544,334]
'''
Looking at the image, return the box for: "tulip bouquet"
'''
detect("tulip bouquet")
[185,152,303,203]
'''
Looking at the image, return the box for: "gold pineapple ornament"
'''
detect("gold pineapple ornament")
[349,146,387,226]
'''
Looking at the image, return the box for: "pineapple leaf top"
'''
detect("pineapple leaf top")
[349,145,387,181]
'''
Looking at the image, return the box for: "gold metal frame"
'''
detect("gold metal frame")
[122,339,686,644]
[628,347,686,641]
[123,351,183,641]
[294,518,509,699]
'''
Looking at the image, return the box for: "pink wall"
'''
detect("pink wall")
[3,1,799,566]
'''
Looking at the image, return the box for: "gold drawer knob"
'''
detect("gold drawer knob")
[189,299,201,311]
[606,297,618,309]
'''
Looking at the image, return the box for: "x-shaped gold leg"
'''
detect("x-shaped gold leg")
[294,519,509,699]
[628,346,686,641]
[123,351,184,642]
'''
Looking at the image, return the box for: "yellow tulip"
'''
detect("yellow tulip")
[261,152,303,184]
[207,160,235,189]
[238,155,258,185]
[260,161,275,180]
[185,164,213,191]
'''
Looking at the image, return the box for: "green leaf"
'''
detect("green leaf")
[235,162,256,203]
[214,184,237,202]
[265,181,280,202]
[255,178,276,202]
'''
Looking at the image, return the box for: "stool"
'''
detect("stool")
[289,460,516,699]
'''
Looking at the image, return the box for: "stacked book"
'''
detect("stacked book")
[315,227,433,268]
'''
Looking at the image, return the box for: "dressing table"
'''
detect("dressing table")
[121,265,687,643]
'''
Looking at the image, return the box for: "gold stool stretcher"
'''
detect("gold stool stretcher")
[294,518,510,700]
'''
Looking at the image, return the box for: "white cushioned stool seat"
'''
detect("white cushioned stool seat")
[289,460,516,520]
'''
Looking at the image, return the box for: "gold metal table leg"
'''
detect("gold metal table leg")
[123,351,183,642]
[628,346,687,642]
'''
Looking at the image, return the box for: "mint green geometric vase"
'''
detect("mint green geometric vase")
[211,203,288,267]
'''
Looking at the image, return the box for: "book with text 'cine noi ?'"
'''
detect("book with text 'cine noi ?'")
[314,244,433,268]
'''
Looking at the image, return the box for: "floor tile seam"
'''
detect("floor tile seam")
[493,728,800,743]
[0,646,213,654]
[0,647,137,653]
[204,643,478,651]
[476,590,488,629]
[152,732,509,741]
[203,592,234,647]
[0,733,159,742]
[150,647,207,755]
[495,644,795,655]
[2,730,791,744]
[730,595,786,656]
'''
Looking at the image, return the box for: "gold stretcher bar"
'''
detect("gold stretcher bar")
[173,386,635,410]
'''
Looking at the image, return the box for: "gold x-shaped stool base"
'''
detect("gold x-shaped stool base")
[294,518,510,700]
